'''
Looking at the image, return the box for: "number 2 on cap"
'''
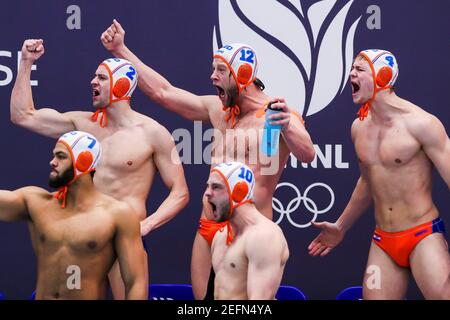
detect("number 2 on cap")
[126,66,136,80]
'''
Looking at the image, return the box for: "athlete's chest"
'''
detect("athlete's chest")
[31,208,115,254]
[213,235,248,276]
[94,128,154,172]
[211,115,266,162]
[355,123,421,167]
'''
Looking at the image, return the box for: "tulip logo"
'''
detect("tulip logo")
[213,0,362,116]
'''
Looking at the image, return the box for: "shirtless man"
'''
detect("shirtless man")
[205,162,288,300]
[0,131,147,299]
[101,19,315,299]
[10,39,189,299]
[308,49,450,299]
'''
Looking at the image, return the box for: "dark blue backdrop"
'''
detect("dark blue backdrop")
[0,0,449,299]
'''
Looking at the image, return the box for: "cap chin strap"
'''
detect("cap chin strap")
[216,220,234,246]
[55,185,69,209]
[357,86,393,120]
[223,105,241,128]
[91,108,108,128]
[54,170,93,208]
[217,199,254,246]
[91,96,131,128]
[223,78,257,128]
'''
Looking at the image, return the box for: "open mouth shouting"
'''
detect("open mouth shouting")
[215,85,225,101]
[208,200,217,215]
[351,81,360,96]
[92,88,100,100]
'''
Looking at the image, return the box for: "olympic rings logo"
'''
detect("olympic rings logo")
[272,182,335,228]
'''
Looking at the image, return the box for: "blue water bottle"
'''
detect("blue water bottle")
[261,102,282,156]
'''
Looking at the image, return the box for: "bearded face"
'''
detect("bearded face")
[49,165,74,188]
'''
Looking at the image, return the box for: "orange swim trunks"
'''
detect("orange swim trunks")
[198,218,233,246]
[372,217,446,267]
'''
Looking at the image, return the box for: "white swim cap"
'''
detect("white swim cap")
[357,49,399,120]
[358,49,399,89]
[211,161,255,214]
[58,131,102,177]
[213,43,258,92]
[99,58,138,106]
[55,131,102,208]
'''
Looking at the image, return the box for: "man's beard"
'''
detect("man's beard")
[49,166,74,188]
[224,86,239,107]
[216,201,231,222]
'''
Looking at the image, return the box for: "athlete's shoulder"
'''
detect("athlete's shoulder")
[18,186,53,205]
[407,107,446,143]
[110,199,140,232]
[98,194,134,219]
[19,186,51,198]
[351,117,365,141]
[249,217,285,241]
[61,110,96,129]
[403,100,439,129]
[202,95,226,119]
[266,219,286,239]
[132,111,167,132]
[351,114,369,128]
[141,115,176,147]
[245,219,287,256]
[202,95,222,107]
[64,110,93,120]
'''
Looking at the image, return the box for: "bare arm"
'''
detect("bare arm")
[415,115,450,189]
[10,39,77,139]
[101,19,214,122]
[308,175,372,257]
[114,203,148,300]
[140,126,189,236]
[270,98,315,163]
[336,175,373,231]
[246,228,288,300]
[0,187,32,222]
[309,120,372,256]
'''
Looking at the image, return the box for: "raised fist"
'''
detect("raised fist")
[21,39,45,62]
[101,19,126,53]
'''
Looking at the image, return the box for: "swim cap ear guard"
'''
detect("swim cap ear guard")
[357,49,399,120]
[55,131,102,208]
[211,161,255,216]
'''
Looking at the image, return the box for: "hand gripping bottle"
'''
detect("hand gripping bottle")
[261,102,282,156]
